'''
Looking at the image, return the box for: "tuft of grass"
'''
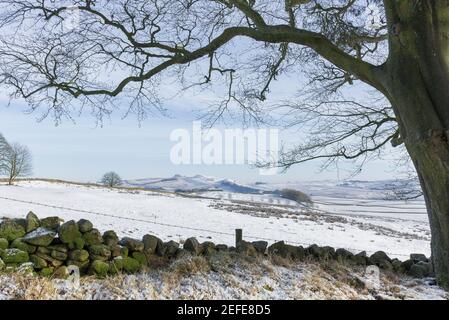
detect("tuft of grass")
[168,256,211,277]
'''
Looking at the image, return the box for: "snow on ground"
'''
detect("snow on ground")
[0,179,431,259]
[201,191,298,206]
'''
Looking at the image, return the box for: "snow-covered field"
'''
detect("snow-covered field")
[0,178,431,259]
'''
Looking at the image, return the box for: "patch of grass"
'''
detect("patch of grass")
[280,189,312,204]
[147,255,170,269]
[168,255,211,277]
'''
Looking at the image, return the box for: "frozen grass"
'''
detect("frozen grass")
[1,253,447,300]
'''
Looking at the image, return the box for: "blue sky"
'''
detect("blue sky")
[0,98,403,183]
[0,0,405,184]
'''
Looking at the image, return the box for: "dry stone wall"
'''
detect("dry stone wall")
[0,212,433,279]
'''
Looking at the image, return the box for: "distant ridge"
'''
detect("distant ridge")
[122,174,262,193]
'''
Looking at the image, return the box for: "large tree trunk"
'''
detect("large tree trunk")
[383,0,449,288]
[388,86,449,288]
[413,137,449,287]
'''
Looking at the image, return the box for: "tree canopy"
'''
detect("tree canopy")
[0,0,398,171]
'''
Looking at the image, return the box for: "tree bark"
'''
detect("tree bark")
[413,137,449,287]
[383,0,449,288]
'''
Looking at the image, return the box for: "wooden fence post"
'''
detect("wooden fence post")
[235,228,242,247]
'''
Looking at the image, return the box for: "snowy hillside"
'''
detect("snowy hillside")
[124,175,427,219]
[0,179,430,259]
[123,174,262,193]
[124,175,421,199]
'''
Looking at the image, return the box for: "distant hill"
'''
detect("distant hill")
[122,174,263,194]
[123,175,422,200]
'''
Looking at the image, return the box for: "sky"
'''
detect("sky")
[0,96,404,184]
[0,2,406,184]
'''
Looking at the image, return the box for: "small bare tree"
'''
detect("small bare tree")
[101,171,122,188]
[3,142,33,185]
[0,133,10,172]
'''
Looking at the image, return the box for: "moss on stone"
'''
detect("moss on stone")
[77,219,93,233]
[40,217,61,231]
[30,254,48,269]
[89,244,111,258]
[39,267,54,277]
[68,237,85,250]
[0,238,9,250]
[120,246,129,257]
[1,248,29,264]
[36,246,51,254]
[103,230,119,246]
[58,220,82,245]
[119,237,144,252]
[122,257,141,273]
[108,256,124,275]
[11,238,37,254]
[132,251,148,266]
[68,249,89,262]
[22,227,56,247]
[0,220,26,241]
[82,229,103,246]
[51,250,68,261]
[91,260,109,278]
[25,211,40,233]
[47,244,68,253]
[35,252,64,267]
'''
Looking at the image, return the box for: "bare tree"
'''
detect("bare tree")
[101,171,122,188]
[0,133,10,173]
[3,142,33,185]
[0,1,448,286]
